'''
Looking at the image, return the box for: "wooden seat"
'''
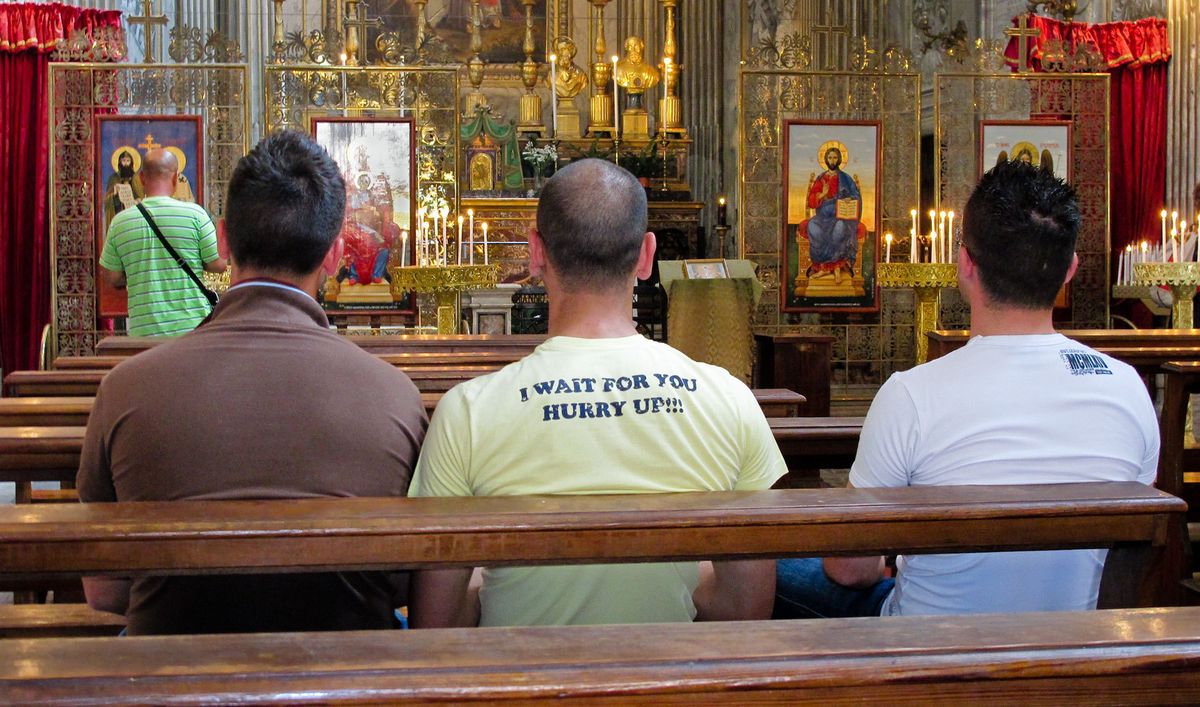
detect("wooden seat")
[0,604,125,638]
[2,608,1198,704]
[52,350,533,371]
[0,483,1182,609]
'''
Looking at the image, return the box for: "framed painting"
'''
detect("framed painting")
[782,119,881,313]
[311,116,417,314]
[371,0,547,65]
[979,120,1072,181]
[980,120,1073,308]
[684,259,729,279]
[95,114,204,318]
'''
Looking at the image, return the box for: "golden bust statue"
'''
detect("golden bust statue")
[615,36,659,95]
[547,36,588,100]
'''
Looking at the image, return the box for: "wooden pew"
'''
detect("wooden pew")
[927,328,1200,361]
[0,483,1182,611]
[0,415,848,500]
[52,350,533,371]
[3,366,508,396]
[1155,361,1200,599]
[96,333,548,356]
[0,604,124,639]
[754,333,836,416]
[3,607,1199,704]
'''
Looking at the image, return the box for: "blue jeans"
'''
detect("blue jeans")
[773,558,894,619]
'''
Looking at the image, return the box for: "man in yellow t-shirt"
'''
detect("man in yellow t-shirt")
[408,159,787,627]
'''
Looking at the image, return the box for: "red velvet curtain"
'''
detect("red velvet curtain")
[1005,16,1170,275]
[0,3,120,374]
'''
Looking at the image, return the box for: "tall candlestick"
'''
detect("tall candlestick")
[611,54,620,138]
[717,195,727,227]
[401,231,408,267]
[930,231,938,264]
[481,221,489,265]
[1161,209,1169,256]
[549,53,558,138]
[884,232,893,263]
[1172,211,1179,240]
[1141,240,1149,264]
[468,209,475,265]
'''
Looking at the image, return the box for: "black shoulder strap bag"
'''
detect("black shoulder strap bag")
[135,202,219,309]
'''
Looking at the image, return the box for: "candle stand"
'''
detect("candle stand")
[389,263,500,334]
[877,262,958,364]
[1132,262,1200,328]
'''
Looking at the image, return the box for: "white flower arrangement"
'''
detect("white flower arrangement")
[521,142,559,170]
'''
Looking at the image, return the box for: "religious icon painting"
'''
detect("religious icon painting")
[95,115,204,318]
[311,116,417,314]
[782,120,882,313]
[979,120,1072,181]
[370,0,546,66]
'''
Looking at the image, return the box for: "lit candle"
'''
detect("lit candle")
[467,208,475,265]
[947,211,955,262]
[1174,229,1180,263]
[549,53,558,138]
[481,221,489,265]
[937,211,946,263]
[339,53,349,118]
[400,230,408,267]
[1162,209,1169,257]
[612,55,620,137]
[909,209,918,262]
[717,196,727,227]
[416,207,425,266]
[1171,228,1178,262]
[930,230,938,264]
[457,215,464,265]
[1141,240,1149,264]
[884,232,893,263]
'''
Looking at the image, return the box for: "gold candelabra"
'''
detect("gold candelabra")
[390,264,501,334]
[877,262,959,363]
[516,0,545,135]
[658,0,686,138]
[586,0,614,137]
[1132,262,1200,329]
[464,0,487,114]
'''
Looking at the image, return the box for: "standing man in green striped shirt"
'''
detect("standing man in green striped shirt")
[100,148,227,337]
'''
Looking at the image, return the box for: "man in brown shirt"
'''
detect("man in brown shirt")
[78,130,428,635]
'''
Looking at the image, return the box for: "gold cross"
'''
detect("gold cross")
[343,0,384,66]
[128,0,168,63]
[1004,13,1042,73]
[138,134,159,151]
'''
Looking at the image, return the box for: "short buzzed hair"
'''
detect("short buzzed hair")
[225,130,346,276]
[962,159,1079,308]
[535,158,647,290]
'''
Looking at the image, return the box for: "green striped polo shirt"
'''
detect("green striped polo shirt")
[99,196,219,337]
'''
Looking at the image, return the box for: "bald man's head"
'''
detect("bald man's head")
[139,148,178,195]
[535,158,647,291]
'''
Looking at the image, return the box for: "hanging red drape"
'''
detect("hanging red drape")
[1005,16,1170,280]
[0,3,120,374]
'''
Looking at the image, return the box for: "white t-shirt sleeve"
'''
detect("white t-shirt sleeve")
[733,383,788,491]
[409,387,474,497]
[849,375,919,489]
[1134,386,1160,487]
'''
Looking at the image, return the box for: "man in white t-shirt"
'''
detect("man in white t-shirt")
[774,160,1160,618]
[409,158,787,627]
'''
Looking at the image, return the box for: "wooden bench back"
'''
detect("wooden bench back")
[95,333,548,356]
[52,350,532,371]
[3,607,1198,704]
[0,415,849,491]
[0,483,1182,609]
